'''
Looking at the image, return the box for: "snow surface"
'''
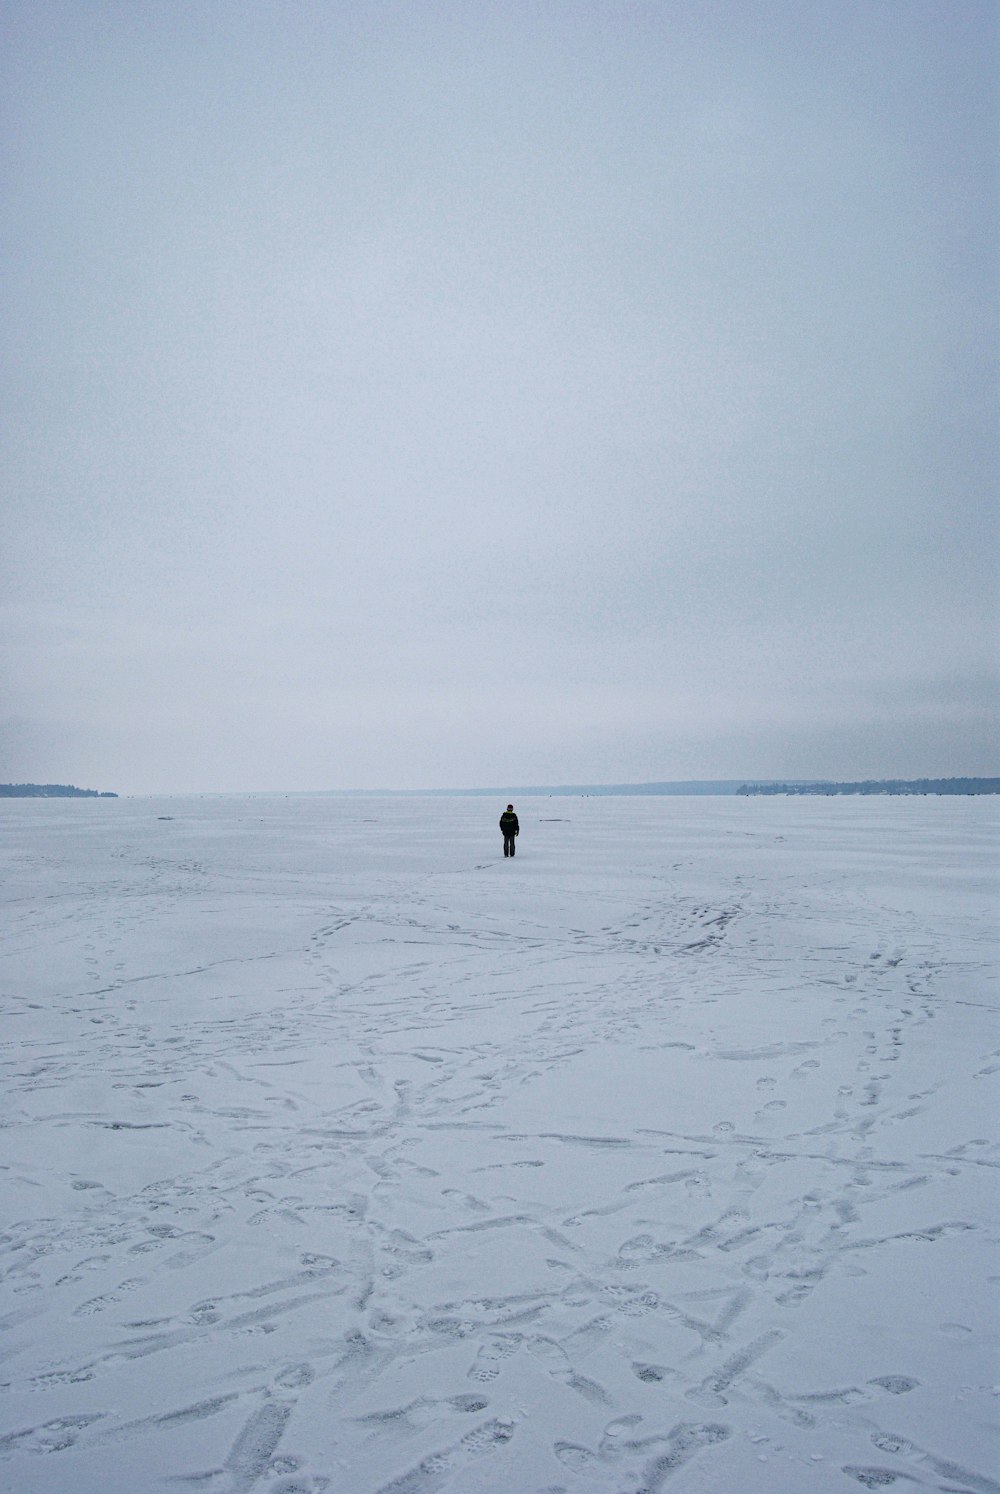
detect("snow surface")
[1,793,997,1494]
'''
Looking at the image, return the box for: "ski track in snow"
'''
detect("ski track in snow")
[0,794,997,1493]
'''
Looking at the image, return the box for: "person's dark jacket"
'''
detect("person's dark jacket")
[499,810,519,836]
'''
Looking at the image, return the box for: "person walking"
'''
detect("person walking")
[500,804,519,857]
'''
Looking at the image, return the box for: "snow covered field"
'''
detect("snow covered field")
[1,793,997,1494]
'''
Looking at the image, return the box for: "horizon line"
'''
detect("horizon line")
[163,775,1000,798]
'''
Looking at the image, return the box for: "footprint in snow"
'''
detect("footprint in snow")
[599,1414,643,1457]
[467,1334,522,1382]
[554,1440,596,1471]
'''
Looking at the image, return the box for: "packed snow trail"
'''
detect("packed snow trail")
[1,794,997,1492]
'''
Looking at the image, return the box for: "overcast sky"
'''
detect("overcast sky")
[2,0,997,794]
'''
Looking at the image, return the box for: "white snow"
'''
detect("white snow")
[1,793,997,1494]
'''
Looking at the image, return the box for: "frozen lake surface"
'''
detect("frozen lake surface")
[1,794,997,1493]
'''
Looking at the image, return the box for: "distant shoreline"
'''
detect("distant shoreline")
[295,777,1000,798]
[4,779,996,800]
[0,783,118,798]
[739,778,999,797]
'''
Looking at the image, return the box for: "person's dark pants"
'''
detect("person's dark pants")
[503,832,516,857]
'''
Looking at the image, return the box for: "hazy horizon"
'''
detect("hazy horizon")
[3,0,997,796]
[4,775,998,802]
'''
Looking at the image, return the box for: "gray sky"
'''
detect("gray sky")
[2,0,997,794]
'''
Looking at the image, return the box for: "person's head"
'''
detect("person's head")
[507,804,513,811]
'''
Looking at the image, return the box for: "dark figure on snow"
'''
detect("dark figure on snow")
[500,804,519,857]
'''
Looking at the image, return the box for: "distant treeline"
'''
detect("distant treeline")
[739,778,1000,797]
[0,783,118,798]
